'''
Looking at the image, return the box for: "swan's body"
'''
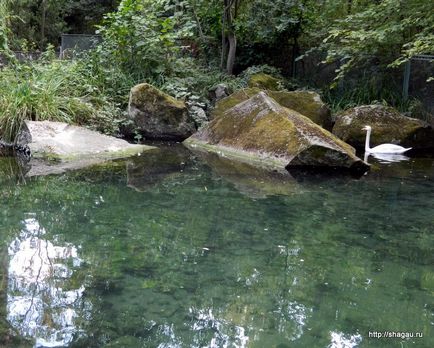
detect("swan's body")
[362,125,411,154]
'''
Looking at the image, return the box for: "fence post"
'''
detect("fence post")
[402,60,411,100]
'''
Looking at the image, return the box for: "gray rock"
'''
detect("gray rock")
[209,83,230,103]
[128,83,195,141]
[188,105,208,128]
[184,92,369,175]
[332,105,434,150]
[212,88,332,129]
[24,121,154,176]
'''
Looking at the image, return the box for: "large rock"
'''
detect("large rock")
[213,88,331,129]
[333,105,434,150]
[184,92,368,174]
[270,90,332,130]
[128,83,195,141]
[25,121,154,176]
[247,73,282,91]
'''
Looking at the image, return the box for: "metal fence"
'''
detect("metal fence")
[60,34,102,58]
[402,55,434,113]
[0,51,42,67]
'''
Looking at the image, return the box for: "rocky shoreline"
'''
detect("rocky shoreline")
[2,74,434,178]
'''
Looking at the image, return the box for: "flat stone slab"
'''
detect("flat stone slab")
[25,121,155,176]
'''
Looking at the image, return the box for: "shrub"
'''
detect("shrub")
[0,53,123,142]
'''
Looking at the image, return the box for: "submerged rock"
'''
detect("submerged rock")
[213,88,331,128]
[184,92,368,175]
[195,151,300,198]
[126,145,191,192]
[25,121,154,176]
[247,73,282,91]
[333,105,434,150]
[128,83,195,141]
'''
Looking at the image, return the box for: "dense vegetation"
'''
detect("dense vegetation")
[0,0,433,142]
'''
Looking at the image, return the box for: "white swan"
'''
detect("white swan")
[362,125,412,154]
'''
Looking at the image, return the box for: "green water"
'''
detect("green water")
[0,145,433,348]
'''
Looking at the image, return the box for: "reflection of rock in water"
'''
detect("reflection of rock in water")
[126,145,192,192]
[0,245,26,347]
[7,217,88,347]
[195,151,300,198]
[0,157,31,185]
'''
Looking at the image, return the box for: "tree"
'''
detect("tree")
[220,0,242,75]
[5,0,119,50]
[320,0,434,81]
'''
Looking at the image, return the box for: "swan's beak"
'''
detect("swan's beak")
[361,126,368,131]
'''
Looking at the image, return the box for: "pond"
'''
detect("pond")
[0,145,433,348]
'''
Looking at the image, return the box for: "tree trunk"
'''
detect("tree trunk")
[226,32,236,75]
[40,0,47,49]
[347,0,353,14]
[291,36,299,78]
[220,12,227,70]
[222,0,238,75]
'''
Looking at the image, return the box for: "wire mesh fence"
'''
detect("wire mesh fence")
[60,34,102,58]
[403,56,434,114]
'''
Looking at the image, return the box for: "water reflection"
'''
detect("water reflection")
[328,331,362,348]
[195,151,300,198]
[7,217,88,347]
[188,307,249,348]
[364,152,411,164]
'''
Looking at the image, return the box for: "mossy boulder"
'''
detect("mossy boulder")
[184,92,368,174]
[247,73,282,91]
[212,88,331,129]
[270,90,332,130]
[332,105,434,150]
[128,83,195,141]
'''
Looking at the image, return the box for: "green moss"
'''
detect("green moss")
[269,90,331,128]
[129,83,193,140]
[247,73,282,91]
[186,92,365,172]
[212,88,331,129]
[130,83,185,110]
[333,105,432,148]
[212,88,261,119]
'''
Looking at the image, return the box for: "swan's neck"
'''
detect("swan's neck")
[365,129,371,152]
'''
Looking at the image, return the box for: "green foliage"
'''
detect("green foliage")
[0,0,14,58]
[321,0,434,80]
[161,57,240,102]
[96,0,180,83]
[321,76,412,116]
[6,0,119,50]
[232,65,297,91]
[0,52,123,142]
[7,0,69,50]
[238,0,311,43]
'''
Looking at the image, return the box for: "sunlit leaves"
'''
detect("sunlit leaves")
[321,0,434,79]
